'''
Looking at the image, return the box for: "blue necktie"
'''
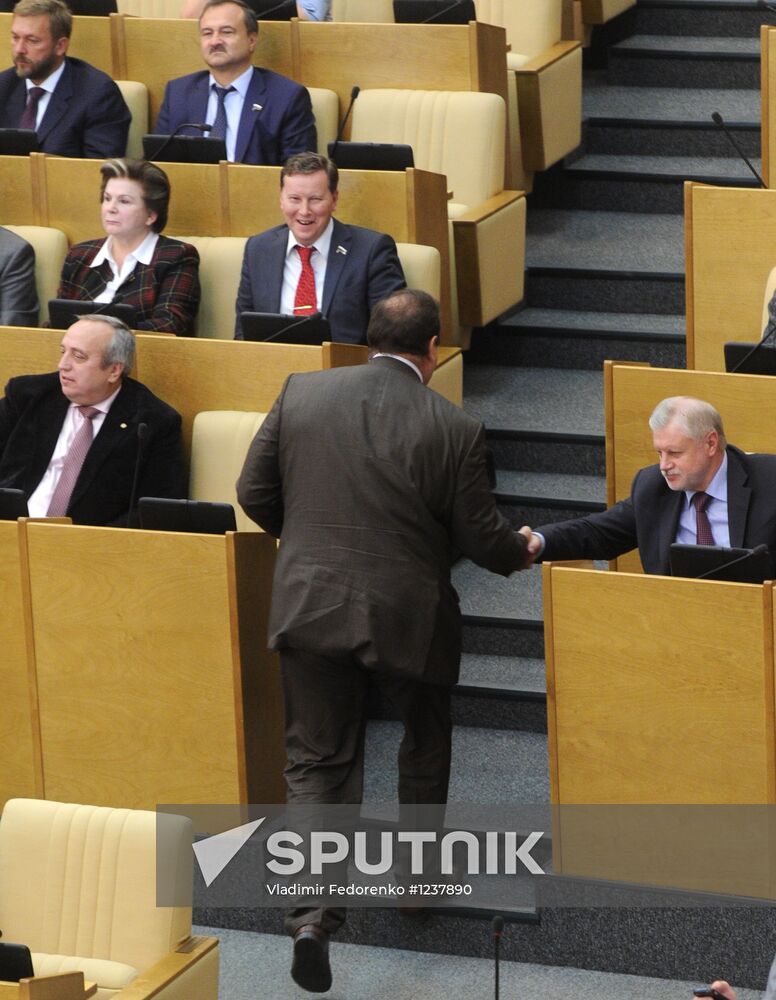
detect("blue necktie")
[210,84,234,140]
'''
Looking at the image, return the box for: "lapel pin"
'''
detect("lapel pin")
[252,103,262,112]
[336,245,348,255]
[120,422,127,429]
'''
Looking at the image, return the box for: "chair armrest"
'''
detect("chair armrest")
[450,190,524,226]
[115,936,219,999]
[516,40,582,75]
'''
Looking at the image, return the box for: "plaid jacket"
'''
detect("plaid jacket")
[57,236,200,337]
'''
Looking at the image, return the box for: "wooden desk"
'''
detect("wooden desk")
[0,974,96,1000]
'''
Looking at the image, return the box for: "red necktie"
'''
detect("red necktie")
[294,246,317,315]
[19,86,45,130]
[46,406,100,517]
[691,491,714,546]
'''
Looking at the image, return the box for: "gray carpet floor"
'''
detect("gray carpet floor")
[194,924,763,1000]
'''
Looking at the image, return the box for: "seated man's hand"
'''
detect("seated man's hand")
[519,525,542,565]
[705,983,738,1000]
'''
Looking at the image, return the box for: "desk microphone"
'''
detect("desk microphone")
[127,422,148,528]
[710,111,765,187]
[694,543,771,581]
[330,85,361,163]
[759,0,776,13]
[149,123,212,162]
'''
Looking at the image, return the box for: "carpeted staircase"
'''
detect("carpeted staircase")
[199,3,776,993]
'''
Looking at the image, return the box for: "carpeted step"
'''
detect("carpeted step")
[634,0,770,38]
[608,34,760,89]
[470,307,685,368]
[530,154,761,214]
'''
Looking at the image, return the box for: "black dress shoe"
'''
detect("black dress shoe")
[291,924,332,993]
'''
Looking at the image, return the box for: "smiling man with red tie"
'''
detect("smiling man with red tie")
[234,152,407,344]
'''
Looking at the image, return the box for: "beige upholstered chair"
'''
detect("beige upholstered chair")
[396,242,441,301]
[350,88,526,336]
[331,0,394,20]
[116,81,150,160]
[308,87,340,154]
[190,411,266,531]
[168,235,246,339]
[475,0,582,172]
[0,798,218,999]
[3,224,68,326]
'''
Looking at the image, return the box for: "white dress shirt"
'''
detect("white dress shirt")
[204,65,254,162]
[90,231,159,302]
[675,453,730,547]
[25,61,66,128]
[27,385,122,517]
[280,218,335,315]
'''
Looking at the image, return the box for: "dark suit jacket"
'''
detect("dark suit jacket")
[155,66,316,166]
[0,57,130,158]
[57,236,201,337]
[234,218,406,343]
[237,357,527,685]
[0,227,38,326]
[0,372,183,526]
[539,445,776,575]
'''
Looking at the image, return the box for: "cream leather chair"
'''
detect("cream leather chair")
[308,87,339,154]
[0,798,218,1000]
[3,224,68,326]
[396,242,441,301]
[350,89,526,337]
[475,0,582,172]
[116,81,150,160]
[190,411,266,531]
[168,235,246,339]
[331,0,394,20]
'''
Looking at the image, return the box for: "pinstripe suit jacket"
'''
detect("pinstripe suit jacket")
[57,236,200,337]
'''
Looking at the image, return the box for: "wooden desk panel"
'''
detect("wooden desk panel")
[134,334,324,456]
[686,183,776,371]
[0,522,40,807]
[0,156,39,226]
[25,523,283,808]
[0,328,62,389]
[544,565,776,804]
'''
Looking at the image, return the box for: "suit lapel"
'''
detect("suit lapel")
[657,488,683,572]
[235,68,265,164]
[36,60,72,145]
[26,384,70,494]
[269,228,287,311]
[726,448,751,548]
[321,221,352,316]
[190,73,211,125]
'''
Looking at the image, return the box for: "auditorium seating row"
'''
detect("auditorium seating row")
[0,327,461,825]
[0,146,524,342]
[6,221,443,340]
[0,11,580,186]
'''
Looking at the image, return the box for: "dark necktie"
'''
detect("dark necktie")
[691,490,715,546]
[210,84,234,140]
[46,406,100,517]
[19,86,46,130]
[294,246,317,315]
